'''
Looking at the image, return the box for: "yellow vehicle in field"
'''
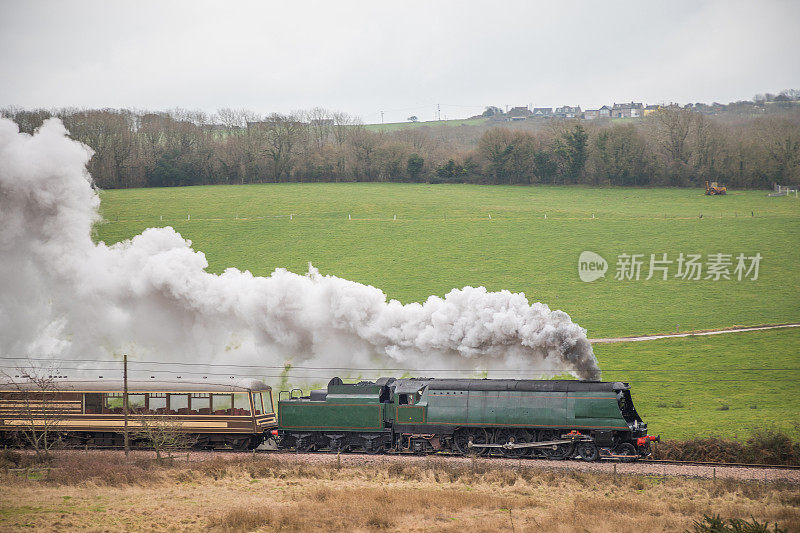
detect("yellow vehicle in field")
[705,181,727,195]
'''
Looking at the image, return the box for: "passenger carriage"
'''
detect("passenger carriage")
[0,379,276,450]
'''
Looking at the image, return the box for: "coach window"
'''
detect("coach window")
[128,394,146,413]
[148,393,167,413]
[232,393,251,415]
[192,393,211,414]
[105,393,123,413]
[260,392,274,414]
[212,394,232,415]
[84,393,102,414]
[169,394,189,414]
[252,392,264,415]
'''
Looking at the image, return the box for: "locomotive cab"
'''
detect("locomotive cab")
[615,386,645,431]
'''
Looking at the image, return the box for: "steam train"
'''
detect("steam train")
[0,376,656,460]
[277,377,658,461]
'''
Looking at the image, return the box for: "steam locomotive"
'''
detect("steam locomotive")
[277,377,658,460]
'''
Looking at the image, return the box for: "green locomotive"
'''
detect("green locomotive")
[277,377,657,461]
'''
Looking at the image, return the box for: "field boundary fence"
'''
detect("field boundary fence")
[97,210,796,225]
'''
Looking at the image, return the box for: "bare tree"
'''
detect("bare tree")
[259,112,308,181]
[649,105,695,184]
[1,365,70,459]
[129,415,197,462]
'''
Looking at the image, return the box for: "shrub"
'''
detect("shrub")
[686,514,786,533]
[653,429,800,465]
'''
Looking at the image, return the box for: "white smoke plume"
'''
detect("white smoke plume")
[0,118,601,382]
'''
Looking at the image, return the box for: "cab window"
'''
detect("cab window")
[260,392,273,414]
[252,392,264,415]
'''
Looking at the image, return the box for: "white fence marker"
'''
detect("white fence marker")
[544,214,547,219]
[393,214,396,220]
[188,214,190,221]
[290,214,293,220]
[488,214,491,219]
[348,214,351,220]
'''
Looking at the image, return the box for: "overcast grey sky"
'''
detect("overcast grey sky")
[1,0,798,124]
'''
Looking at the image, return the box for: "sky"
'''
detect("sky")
[0,0,798,124]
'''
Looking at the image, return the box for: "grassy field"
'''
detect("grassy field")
[597,329,800,439]
[94,183,800,439]
[0,453,797,532]
[364,117,489,132]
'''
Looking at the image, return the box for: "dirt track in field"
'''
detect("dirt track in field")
[589,322,800,343]
[189,450,800,483]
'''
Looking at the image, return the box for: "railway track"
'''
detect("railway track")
[641,458,800,470]
[230,448,800,471]
[10,445,799,471]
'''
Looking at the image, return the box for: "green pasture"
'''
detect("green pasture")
[96,183,800,338]
[596,328,800,439]
[94,183,800,439]
[364,117,489,132]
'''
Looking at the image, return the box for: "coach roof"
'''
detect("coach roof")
[0,378,271,393]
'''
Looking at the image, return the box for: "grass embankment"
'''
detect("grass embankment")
[0,453,797,532]
[94,184,800,439]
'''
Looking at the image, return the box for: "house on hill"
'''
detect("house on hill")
[554,105,581,118]
[506,106,532,120]
[611,102,644,118]
[532,107,553,117]
[643,104,660,116]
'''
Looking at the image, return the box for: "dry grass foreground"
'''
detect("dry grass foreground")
[0,452,797,532]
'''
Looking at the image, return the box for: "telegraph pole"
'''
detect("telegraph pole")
[123,354,129,457]
[380,111,384,124]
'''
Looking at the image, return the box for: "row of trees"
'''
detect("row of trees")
[2,104,798,189]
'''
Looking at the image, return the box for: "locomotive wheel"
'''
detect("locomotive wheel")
[495,429,530,458]
[614,443,638,462]
[539,430,574,460]
[452,428,471,455]
[469,428,490,456]
[576,442,599,462]
[453,428,489,456]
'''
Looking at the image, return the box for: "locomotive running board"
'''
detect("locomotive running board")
[470,438,590,449]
